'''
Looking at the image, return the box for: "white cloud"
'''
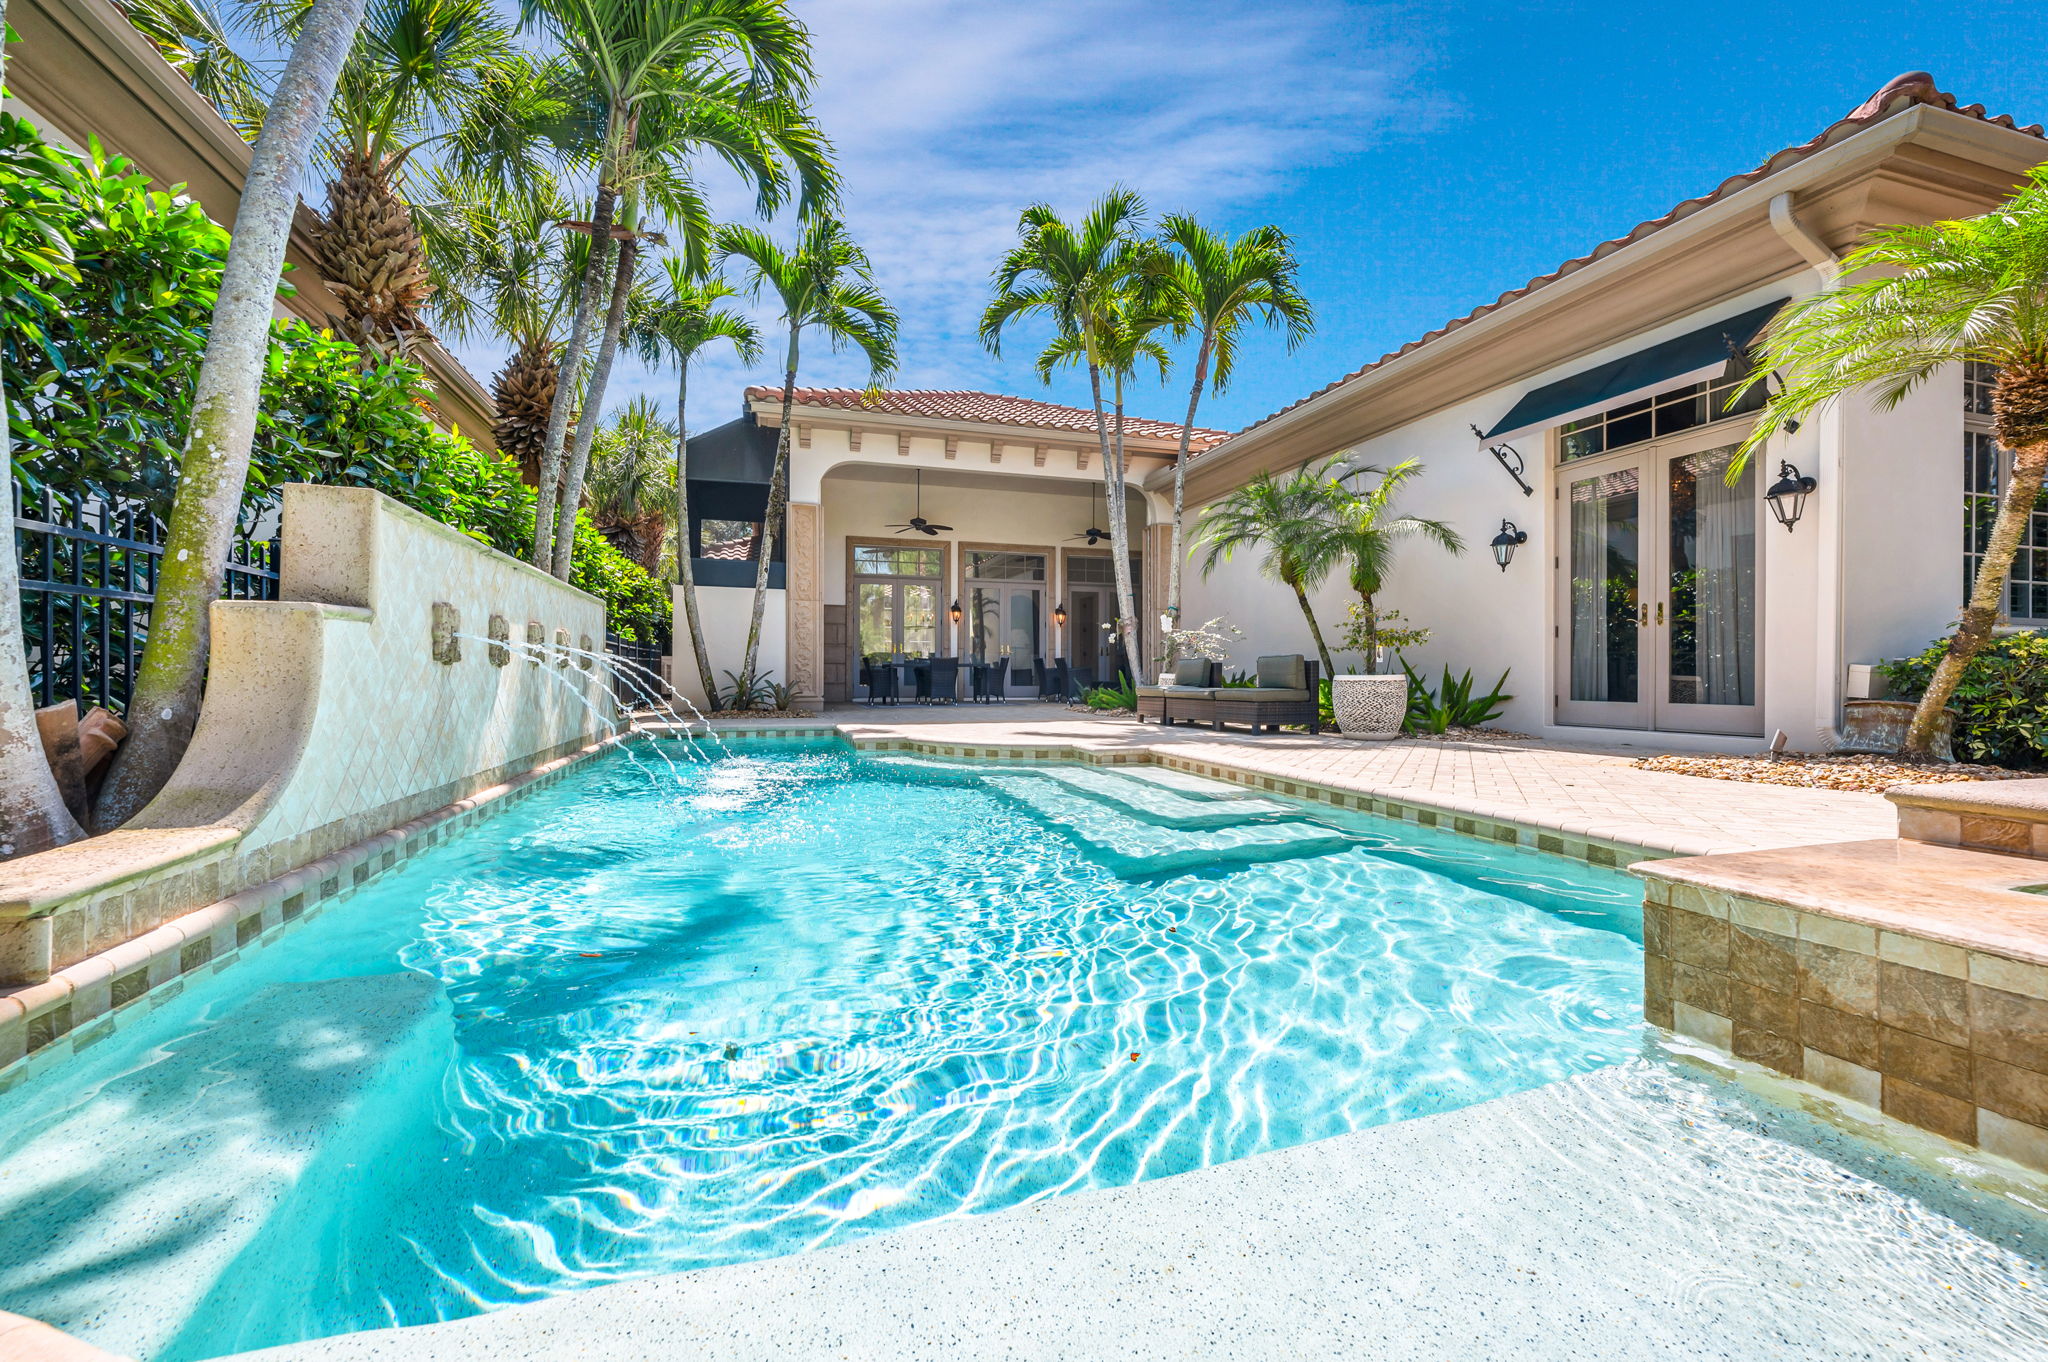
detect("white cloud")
[459,0,1424,434]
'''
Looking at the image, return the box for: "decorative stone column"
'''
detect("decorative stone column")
[786,501,824,710]
[1142,522,1172,677]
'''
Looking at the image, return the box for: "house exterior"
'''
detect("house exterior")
[3,0,495,444]
[1172,72,2047,751]
[670,388,1220,709]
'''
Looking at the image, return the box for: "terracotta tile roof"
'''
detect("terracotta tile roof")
[1198,72,2046,462]
[746,386,1226,447]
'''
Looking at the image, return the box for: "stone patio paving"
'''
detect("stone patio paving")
[715,703,1897,859]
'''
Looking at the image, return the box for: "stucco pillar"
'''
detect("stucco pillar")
[1142,522,1172,679]
[785,501,824,710]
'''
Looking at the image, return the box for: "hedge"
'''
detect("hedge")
[1877,631,2048,769]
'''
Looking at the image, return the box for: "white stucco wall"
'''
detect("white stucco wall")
[1180,272,1975,751]
[671,585,785,709]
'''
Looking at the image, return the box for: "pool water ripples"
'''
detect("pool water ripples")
[0,746,1723,1356]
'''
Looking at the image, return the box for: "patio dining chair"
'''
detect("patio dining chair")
[1068,665,1095,700]
[928,656,960,705]
[863,659,899,706]
[1043,658,1069,702]
[907,660,932,704]
[984,656,1010,703]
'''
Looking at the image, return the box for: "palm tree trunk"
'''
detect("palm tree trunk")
[1288,574,1338,680]
[0,0,86,856]
[1905,439,2048,755]
[551,234,640,579]
[94,0,369,831]
[533,186,616,567]
[673,358,716,700]
[742,328,800,692]
[1168,336,1212,642]
[1082,361,1136,676]
[1104,374,1141,676]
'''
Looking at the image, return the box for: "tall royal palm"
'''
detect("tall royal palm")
[1737,163,2048,757]
[717,216,897,694]
[1305,458,1461,671]
[97,0,371,828]
[1194,463,1341,680]
[521,0,831,577]
[425,172,579,481]
[627,258,762,696]
[1156,216,1314,631]
[982,189,1151,666]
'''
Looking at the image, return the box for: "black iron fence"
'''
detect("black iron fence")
[13,486,280,717]
[603,633,670,709]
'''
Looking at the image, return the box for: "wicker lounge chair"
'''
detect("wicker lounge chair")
[1136,658,1221,725]
[1211,655,1321,734]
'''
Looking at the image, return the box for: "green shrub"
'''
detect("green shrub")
[1401,663,1512,734]
[1877,633,2048,768]
[1083,674,1137,710]
[1,127,669,644]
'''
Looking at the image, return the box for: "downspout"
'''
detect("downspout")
[1768,191,1848,750]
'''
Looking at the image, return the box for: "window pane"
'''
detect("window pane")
[1066,555,1115,585]
[1568,469,1639,703]
[854,545,942,576]
[902,584,938,655]
[700,520,758,560]
[1666,446,1755,707]
[967,551,1045,581]
[858,582,895,656]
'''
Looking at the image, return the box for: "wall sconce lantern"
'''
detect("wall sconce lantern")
[1470,424,1535,497]
[1764,461,1818,532]
[948,599,963,625]
[1052,602,1067,629]
[1490,519,1529,571]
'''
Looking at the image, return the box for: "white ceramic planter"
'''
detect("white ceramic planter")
[1331,673,1408,741]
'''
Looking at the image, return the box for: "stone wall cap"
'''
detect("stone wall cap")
[1886,777,2048,819]
[1633,836,2048,967]
[0,828,241,921]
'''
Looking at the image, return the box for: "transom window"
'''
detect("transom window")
[967,551,1044,582]
[855,545,943,577]
[1064,554,1131,586]
[1558,374,1767,463]
[1962,361,2048,622]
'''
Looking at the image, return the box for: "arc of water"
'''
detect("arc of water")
[551,642,732,760]
[452,635,696,789]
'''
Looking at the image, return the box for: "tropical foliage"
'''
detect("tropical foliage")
[1192,462,1341,678]
[1738,164,2048,757]
[1302,458,1461,671]
[1879,632,2048,769]
[1401,663,1513,735]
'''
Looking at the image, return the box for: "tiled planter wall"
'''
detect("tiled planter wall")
[1641,877,2048,1172]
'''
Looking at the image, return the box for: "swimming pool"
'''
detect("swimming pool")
[0,741,1648,1358]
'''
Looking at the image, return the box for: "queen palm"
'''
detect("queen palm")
[97,0,371,828]
[982,189,1152,666]
[1034,295,1173,674]
[1156,216,1314,630]
[424,172,579,481]
[1306,458,1462,671]
[117,0,270,139]
[717,216,897,694]
[1736,163,2048,757]
[1194,463,1341,680]
[520,0,831,576]
[626,258,762,695]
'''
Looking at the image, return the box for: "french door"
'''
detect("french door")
[1553,427,1762,735]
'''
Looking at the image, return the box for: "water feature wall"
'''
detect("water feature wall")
[1,486,608,1020]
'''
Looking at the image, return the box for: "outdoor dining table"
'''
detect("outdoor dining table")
[896,658,995,703]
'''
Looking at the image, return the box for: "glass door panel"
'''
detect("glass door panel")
[901,584,938,656]
[1558,466,1645,727]
[1661,444,1761,734]
[857,582,894,658]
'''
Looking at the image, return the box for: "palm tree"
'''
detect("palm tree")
[982,189,1152,665]
[1,15,90,855]
[117,0,271,139]
[1305,459,1462,670]
[260,0,540,355]
[717,216,898,692]
[425,172,579,482]
[1155,216,1314,631]
[1194,463,1341,679]
[584,397,676,572]
[96,0,372,830]
[1736,163,2048,758]
[1033,294,1173,676]
[520,0,832,577]
[626,258,761,695]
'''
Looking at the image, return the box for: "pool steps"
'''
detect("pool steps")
[976,770,1356,878]
[995,763,1303,829]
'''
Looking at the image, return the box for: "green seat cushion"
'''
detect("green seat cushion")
[1255,654,1308,689]
[1217,686,1312,702]
[1172,656,1212,687]
[1136,685,1216,698]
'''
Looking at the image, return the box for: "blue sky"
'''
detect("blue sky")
[455,0,2044,439]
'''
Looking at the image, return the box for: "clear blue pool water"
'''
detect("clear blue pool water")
[0,741,1645,1358]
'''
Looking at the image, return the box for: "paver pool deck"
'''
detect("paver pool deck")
[720,704,1897,858]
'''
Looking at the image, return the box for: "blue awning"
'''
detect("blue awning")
[1479,298,1788,441]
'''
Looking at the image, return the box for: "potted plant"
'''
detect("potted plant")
[1331,603,1427,739]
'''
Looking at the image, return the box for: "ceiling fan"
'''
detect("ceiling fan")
[885,470,953,536]
[1068,486,1110,544]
